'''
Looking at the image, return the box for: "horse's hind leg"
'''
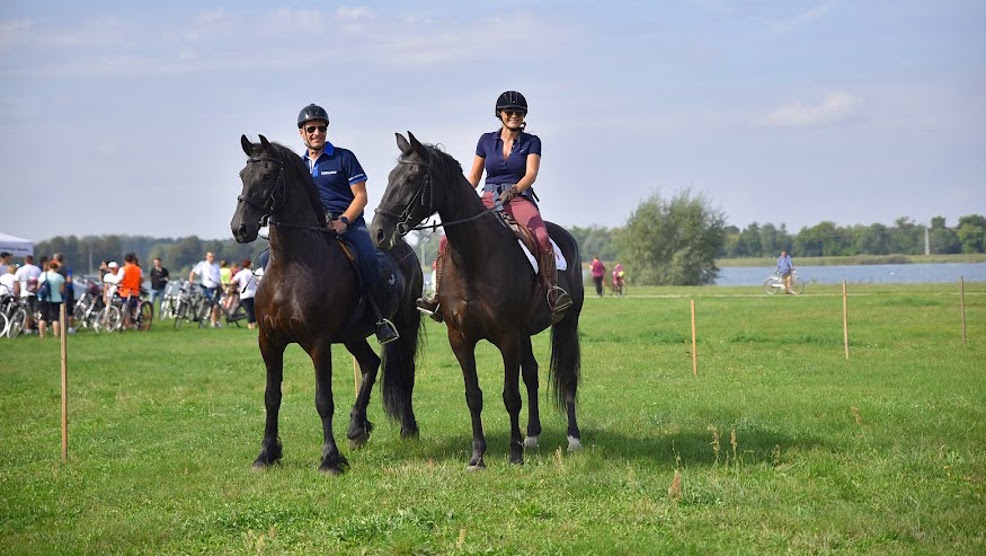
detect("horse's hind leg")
[311,344,347,475]
[254,332,285,470]
[344,339,380,449]
[520,336,541,449]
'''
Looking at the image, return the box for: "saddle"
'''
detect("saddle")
[497,212,541,267]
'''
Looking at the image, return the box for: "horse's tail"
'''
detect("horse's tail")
[382,250,423,425]
[549,304,581,412]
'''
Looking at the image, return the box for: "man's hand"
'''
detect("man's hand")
[498,185,521,204]
[328,219,348,234]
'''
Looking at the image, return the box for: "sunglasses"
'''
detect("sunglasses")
[305,125,327,134]
[502,109,526,117]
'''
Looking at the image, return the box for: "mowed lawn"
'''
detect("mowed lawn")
[1,282,984,555]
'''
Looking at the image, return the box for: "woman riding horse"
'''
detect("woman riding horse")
[417,91,573,322]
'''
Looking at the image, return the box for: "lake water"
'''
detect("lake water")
[716,263,986,286]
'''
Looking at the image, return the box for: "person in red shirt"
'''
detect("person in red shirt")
[117,253,143,329]
[590,255,606,298]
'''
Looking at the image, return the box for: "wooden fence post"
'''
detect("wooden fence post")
[60,303,68,462]
[842,280,849,360]
[960,276,967,346]
[690,299,698,377]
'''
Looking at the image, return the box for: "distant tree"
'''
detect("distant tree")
[616,189,726,285]
[855,223,890,255]
[956,215,986,254]
[758,223,788,257]
[737,223,763,258]
[888,217,922,254]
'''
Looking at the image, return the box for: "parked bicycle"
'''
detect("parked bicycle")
[764,270,805,295]
[2,294,29,338]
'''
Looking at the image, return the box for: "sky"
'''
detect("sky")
[1,0,984,242]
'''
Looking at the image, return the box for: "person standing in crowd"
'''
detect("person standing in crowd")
[296,102,398,344]
[37,260,66,338]
[776,250,795,294]
[14,255,41,332]
[230,258,258,330]
[102,261,120,304]
[117,253,143,329]
[1,265,18,297]
[590,255,606,298]
[189,251,222,328]
[53,253,75,334]
[0,251,12,275]
[149,257,169,308]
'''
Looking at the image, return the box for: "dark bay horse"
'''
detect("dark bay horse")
[230,134,422,474]
[370,132,583,469]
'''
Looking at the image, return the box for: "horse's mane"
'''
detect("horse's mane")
[420,142,465,183]
[268,141,327,228]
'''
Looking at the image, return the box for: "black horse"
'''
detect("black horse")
[370,132,583,469]
[231,134,422,474]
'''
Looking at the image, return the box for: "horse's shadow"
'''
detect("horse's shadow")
[389,423,823,469]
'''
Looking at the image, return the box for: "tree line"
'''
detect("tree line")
[32,206,986,286]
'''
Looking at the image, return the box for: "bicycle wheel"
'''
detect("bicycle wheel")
[138,302,153,331]
[764,278,779,295]
[173,302,187,330]
[7,308,27,338]
[227,304,246,327]
[0,311,9,338]
[97,306,122,333]
[792,276,806,295]
[197,301,213,328]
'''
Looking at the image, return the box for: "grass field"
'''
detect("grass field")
[2,282,985,555]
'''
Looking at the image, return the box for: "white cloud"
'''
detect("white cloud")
[762,91,864,127]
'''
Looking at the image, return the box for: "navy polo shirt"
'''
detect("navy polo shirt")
[303,141,368,222]
[475,129,542,186]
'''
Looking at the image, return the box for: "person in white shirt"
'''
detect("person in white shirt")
[230,258,258,329]
[0,265,17,297]
[189,251,223,327]
[14,255,42,330]
[0,251,12,275]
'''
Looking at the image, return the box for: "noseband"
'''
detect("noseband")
[237,155,286,228]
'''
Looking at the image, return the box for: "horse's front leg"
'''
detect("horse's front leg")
[344,339,380,449]
[520,335,541,449]
[253,332,285,470]
[311,344,347,475]
[498,334,525,465]
[449,331,486,470]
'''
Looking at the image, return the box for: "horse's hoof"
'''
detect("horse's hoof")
[523,436,539,449]
[348,430,370,450]
[319,465,344,476]
[567,436,583,452]
[466,461,486,472]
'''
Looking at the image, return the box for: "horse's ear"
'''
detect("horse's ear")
[241,134,253,156]
[259,134,272,150]
[396,133,411,154]
[407,131,424,154]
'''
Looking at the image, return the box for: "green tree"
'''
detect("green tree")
[956,215,986,254]
[616,189,726,285]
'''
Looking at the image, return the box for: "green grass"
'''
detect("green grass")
[716,253,986,267]
[2,283,985,555]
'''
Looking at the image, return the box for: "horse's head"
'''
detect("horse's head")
[371,132,441,249]
[231,134,286,243]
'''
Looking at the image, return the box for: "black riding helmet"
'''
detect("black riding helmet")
[297,103,329,128]
[495,91,528,117]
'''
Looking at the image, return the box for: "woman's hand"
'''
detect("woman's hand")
[499,185,521,204]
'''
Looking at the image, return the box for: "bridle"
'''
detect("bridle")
[237,155,286,229]
[236,153,328,233]
[374,150,493,238]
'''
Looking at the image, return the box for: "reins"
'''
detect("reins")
[237,153,333,235]
[373,151,497,237]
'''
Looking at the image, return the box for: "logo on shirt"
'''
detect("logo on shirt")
[320,170,338,176]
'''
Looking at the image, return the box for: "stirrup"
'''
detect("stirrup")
[415,297,443,322]
[375,318,400,345]
[547,286,573,313]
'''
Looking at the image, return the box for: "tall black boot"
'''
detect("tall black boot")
[540,249,572,322]
[366,284,399,345]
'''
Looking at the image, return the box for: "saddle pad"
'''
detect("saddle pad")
[518,239,567,274]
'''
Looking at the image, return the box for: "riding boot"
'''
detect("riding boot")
[539,248,573,322]
[416,253,444,323]
[367,290,400,345]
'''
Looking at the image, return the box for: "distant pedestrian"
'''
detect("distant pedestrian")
[231,258,258,330]
[14,255,41,331]
[53,253,75,333]
[590,255,606,298]
[775,250,795,294]
[0,251,12,275]
[37,260,66,338]
[149,257,170,307]
[189,251,222,328]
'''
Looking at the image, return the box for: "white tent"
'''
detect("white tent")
[0,232,33,257]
